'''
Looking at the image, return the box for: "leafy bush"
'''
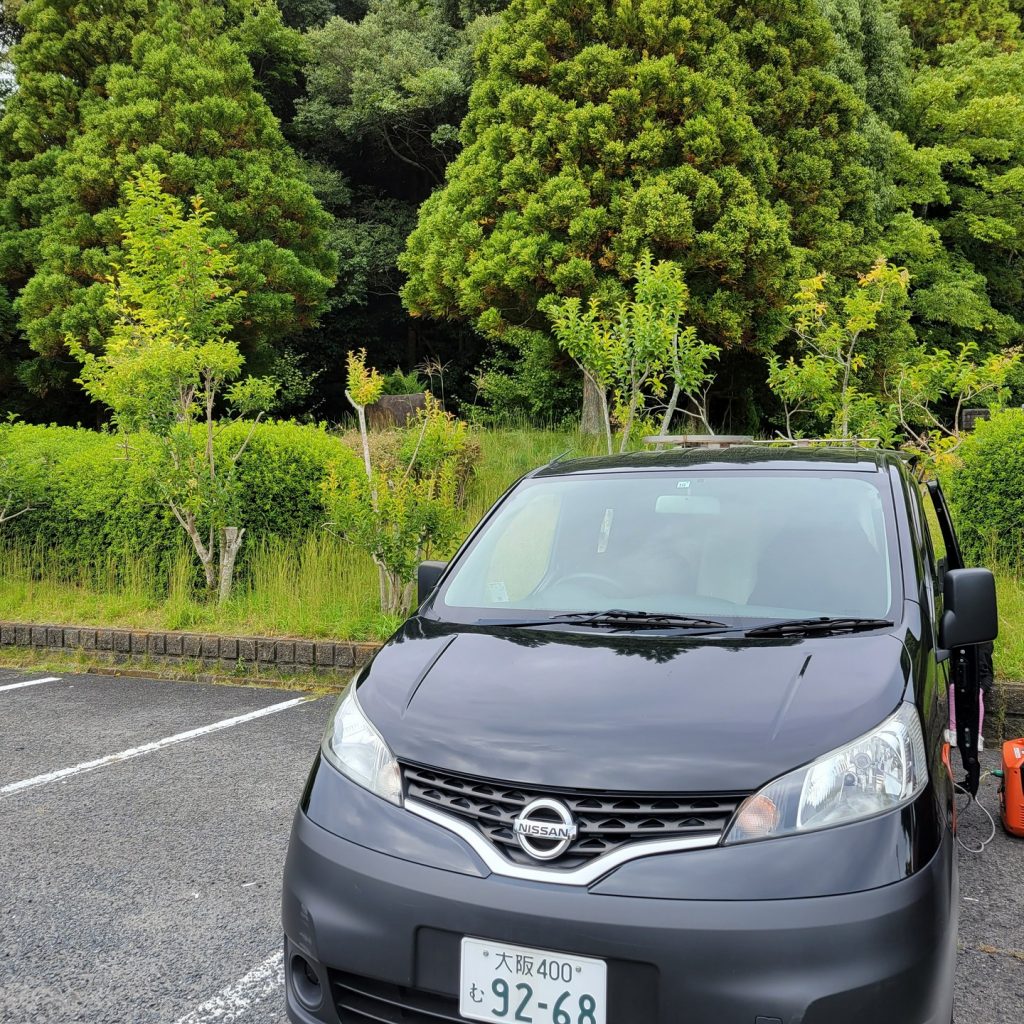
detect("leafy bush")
[328,351,476,613]
[0,421,362,580]
[945,409,1024,567]
[381,369,426,395]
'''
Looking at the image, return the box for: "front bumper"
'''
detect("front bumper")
[282,804,956,1024]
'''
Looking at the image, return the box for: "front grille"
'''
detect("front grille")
[333,970,464,1022]
[403,763,745,866]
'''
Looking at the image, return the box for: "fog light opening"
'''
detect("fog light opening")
[290,953,323,1010]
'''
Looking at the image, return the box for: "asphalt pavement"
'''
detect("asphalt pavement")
[0,666,1021,1023]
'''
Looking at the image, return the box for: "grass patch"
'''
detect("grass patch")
[0,426,604,640]
[0,533,398,640]
[995,568,1024,681]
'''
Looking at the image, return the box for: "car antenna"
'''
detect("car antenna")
[547,449,573,466]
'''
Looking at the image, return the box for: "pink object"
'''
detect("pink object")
[948,684,985,739]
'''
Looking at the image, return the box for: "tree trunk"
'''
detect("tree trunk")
[658,383,681,439]
[377,562,392,613]
[619,400,636,453]
[176,508,216,592]
[598,388,613,455]
[581,372,605,436]
[218,526,246,604]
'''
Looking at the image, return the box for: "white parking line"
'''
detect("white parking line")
[172,951,284,1024]
[0,676,61,693]
[0,696,313,796]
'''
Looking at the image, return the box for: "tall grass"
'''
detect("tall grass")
[0,426,604,640]
[464,423,608,523]
[995,568,1024,682]
[0,533,399,639]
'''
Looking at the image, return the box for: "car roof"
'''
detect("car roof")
[531,445,904,478]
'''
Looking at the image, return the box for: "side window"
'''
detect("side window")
[919,485,947,583]
[904,475,930,576]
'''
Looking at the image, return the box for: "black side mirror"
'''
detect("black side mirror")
[940,568,998,651]
[417,561,448,606]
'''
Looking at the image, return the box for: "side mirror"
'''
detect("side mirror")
[417,561,448,606]
[940,568,998,651]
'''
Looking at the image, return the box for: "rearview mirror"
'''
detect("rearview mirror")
[940,568,998,652]
[417,561,448,606]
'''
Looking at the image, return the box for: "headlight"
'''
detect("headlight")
[322,687,402,805]
[723,703,928,844]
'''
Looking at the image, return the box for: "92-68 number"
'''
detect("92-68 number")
[491,979,598,1024]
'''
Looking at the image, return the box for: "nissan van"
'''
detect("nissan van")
[282,445,997,1024]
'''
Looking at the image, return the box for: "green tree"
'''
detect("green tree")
[766,258,911,439]
[329,348,464,615]
[899,41,1024,341]
[886,341,1021,456]
[0,0,21,113]
[294,0,494,184]
[881,211,1020,353]
[71,167,278,603]
[401,0,875,422]
[546,254,719,452]
[284,0,503,420]
[900,0,1021,51]
[819,2,1022,357]
[0,0,335,411]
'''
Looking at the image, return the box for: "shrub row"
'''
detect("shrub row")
[945,409,1024,569]
[0,421,362,579]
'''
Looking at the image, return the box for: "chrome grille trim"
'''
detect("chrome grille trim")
[402,762,744,877]
[406,799,721,886]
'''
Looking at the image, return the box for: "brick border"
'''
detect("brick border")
[0,621,380,675]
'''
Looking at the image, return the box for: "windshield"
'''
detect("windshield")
[436,470,898,625]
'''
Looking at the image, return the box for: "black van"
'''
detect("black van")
[282,446,997,1024]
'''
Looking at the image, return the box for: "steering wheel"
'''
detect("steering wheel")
[553,572,624,596]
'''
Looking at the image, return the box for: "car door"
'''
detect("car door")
[927,479,984,794]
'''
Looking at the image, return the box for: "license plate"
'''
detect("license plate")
[459,937,607,1024]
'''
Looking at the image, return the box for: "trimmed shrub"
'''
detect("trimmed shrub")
[945,409,1024,568]
[0,421,363,581]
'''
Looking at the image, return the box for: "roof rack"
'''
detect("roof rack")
[643,434,885,450]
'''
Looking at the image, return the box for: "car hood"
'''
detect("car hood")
[356,618,913,793]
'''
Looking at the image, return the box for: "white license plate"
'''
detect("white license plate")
[459,937,607,1024]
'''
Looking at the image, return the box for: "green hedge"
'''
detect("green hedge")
[0,421,362,579]
[945,409,1024,568]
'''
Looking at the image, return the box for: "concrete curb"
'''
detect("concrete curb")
[993,678,1024,742]
[0,621,382,676]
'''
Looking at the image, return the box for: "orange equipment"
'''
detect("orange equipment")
[999,739,1024,838]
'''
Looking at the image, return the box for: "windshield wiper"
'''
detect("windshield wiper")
[744,616,894,638]
[483,609,731,630]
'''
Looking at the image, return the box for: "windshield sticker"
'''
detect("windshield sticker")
[676,480,691,489]
[487,581,510,604]
[597,508,614,553]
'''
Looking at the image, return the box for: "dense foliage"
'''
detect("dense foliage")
[0,420,363,576]
[945,410,1024,567]
[401,0,882,421]
[1,0,1023,433]
[0,0,334,419]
